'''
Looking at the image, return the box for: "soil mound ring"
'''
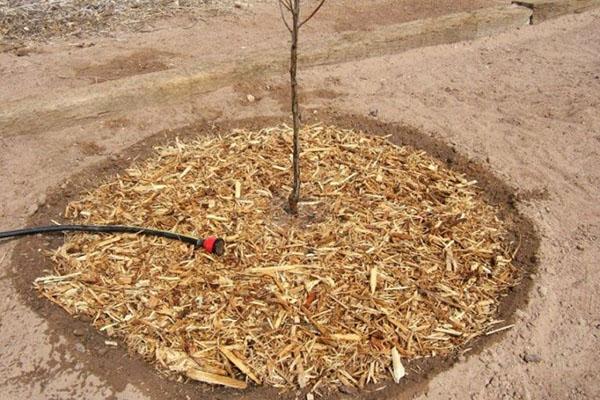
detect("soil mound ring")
[35,125,519,394]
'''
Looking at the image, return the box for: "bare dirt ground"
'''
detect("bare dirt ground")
[0,0,505,102]
[1,2,600,400]
[0,0,501,44]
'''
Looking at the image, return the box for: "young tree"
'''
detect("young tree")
[278,0,326,215]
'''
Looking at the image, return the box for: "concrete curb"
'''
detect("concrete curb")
[1,2,593,137]
[512,0,600,23]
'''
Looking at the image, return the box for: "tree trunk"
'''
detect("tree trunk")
[287,0,301,215]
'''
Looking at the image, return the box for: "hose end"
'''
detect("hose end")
[202,236,225,256]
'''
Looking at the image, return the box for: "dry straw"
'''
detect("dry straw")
[36,125,518,393]
[0,0,224,42]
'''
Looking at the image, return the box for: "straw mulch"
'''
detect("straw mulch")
[0,0,228,43]
[35,125,518,394]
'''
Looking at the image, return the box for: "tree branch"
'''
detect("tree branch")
[299,0,326,28]
[278,0,292,33]
[279,0,292,12]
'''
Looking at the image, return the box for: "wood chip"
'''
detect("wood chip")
[36,125,518,391]
[186,368,248,389]
[391,347,406,383]
[370,266,378,295]
[485,324,515,335]
[330,333,362,342]
[220,347,260,384]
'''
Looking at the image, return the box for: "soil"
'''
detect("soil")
[322,0,506,32]
[0,0,505,103]
[74,49,174,83]
[1,2,600,400]
[10,115,539,400]
[0,0,503,46]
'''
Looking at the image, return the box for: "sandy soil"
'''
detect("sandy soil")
[0,0,502,44]
[0,0,504,102]
[1,2,599,400]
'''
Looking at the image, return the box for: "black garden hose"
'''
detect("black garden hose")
[0,224,225,256]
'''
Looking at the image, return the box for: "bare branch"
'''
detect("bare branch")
[299,0,326,28]
[278,0,292,12]
[278,0,292,33]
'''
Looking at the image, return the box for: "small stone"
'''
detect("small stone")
[27,204,39,216]
[537,285,547,297]
[576,244,584,251]
[79,314,92,323]
[74,343,86,353]
[246,94,255,103]
[234,1,245,8]
[15,47,30,57]
[72,328,85,336]
[523,353,542,363]
[306,394,314,400]
[37,193,47,206]
[60,183,67,190]
[515,309,529,320]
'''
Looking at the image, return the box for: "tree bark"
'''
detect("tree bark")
[287,0,301,215]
